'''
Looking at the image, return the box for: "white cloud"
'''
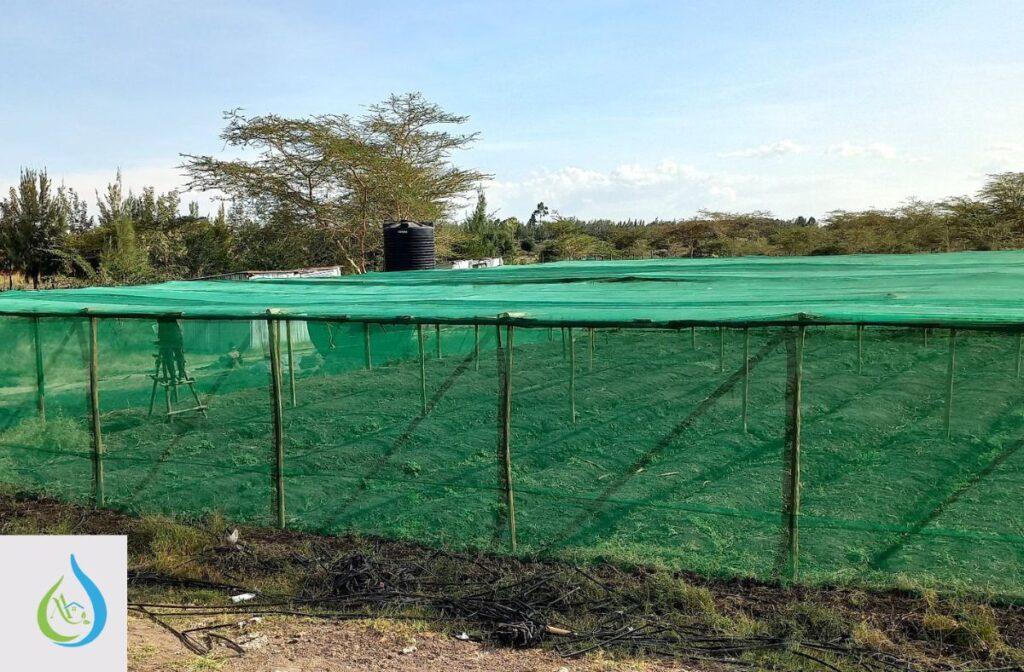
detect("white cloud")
[483,160,746,220]
[478,155,972,222]
[718,140,925,163]
[983,143,1024,168]
[825,142,899,160]
[719,139,807,159]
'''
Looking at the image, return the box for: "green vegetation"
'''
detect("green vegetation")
[0,93,487,286]
[2,92,1023,288]
[180,93,488,274]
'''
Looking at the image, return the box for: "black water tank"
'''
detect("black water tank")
[383,220,435,271]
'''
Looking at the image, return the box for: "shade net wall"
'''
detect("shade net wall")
[1,316,1023,597]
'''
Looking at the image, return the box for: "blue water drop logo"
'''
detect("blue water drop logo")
[37,554,107,647]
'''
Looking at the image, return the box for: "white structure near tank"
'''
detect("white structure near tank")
[451,258,503,270]
[197,265,343,281]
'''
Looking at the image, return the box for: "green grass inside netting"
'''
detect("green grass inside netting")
[1,323,1022,596]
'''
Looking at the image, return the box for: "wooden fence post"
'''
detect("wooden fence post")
[267,317,286,528]
[286,320,297,407]
[945,329,957,440]
[33,316,46,424]
[88,317,104,508]
[418,324,427,414]
[363,322,372,370]
[742,328,750,433]
[569,327,576,424]
[499,325,517,551]
[786,325,805,582]
[589,327,595,371]
[1016,333,1022,380]
[474,324,480,371]
[719,326,725,373]
[857,325,864,374]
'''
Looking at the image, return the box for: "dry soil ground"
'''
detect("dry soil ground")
[128,612,685,672]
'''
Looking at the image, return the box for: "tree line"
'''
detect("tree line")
[2,92,1023,289]
[440,171,1024,264]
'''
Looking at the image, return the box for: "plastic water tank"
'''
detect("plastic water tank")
[383,220,435,271]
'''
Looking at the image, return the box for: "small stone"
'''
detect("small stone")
[400,645,417,655]
[240,634,269,651]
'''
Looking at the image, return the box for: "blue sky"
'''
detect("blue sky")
[1,0,1022,221]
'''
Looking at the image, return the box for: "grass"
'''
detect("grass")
[133,516,213,574]
[175,657,224,672]
[2,324,1024,597]
[775,602,851,641]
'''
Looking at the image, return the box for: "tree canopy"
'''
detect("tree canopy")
[181,93,488,273]
[0,170,78,288]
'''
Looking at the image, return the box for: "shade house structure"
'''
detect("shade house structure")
[1,250,1024,597]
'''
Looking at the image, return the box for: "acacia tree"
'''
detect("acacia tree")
[977,172,1024,233]
[181,93,487,273]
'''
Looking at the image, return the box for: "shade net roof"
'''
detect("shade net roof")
[3,250,1024,328]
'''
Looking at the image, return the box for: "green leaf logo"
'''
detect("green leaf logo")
[36,555,107,647]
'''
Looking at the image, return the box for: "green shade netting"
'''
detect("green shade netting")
[3,250,1024,327]
[1,252,1023,598]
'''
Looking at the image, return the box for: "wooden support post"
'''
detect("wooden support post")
[499,325,517,551]
[923,328,928,347]
[418,324,427,414]
[857,325,864,375]
[786,325,805,582]
[286,320,297,407]
[163,359,173,418]
[945,328,956,441]
[436,324,442,359]
[147,357,160,417]
[588,327,595,371]
[32,316,46,424]
[474,324,480,371]
[363,322,372,370]
[561,327,567,359]
[88,317,104,508]
[569,327,577,424]
[742,328,750,433]
[1017,333,1022,380]
[721,325,729,370]
[691,326,696,349]
[267,317,286,529]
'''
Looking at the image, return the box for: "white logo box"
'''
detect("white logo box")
[0,535,127,671]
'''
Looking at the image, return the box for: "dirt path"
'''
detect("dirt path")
[128,613,690,672]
